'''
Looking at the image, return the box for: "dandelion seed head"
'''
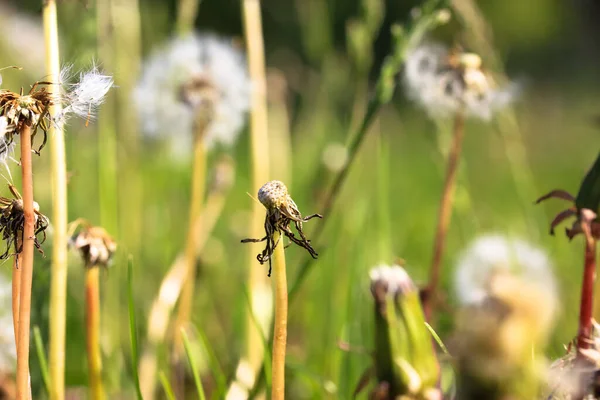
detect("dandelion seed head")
[71,225,117,268]
[404,43,517,120]
[454,234,558,314]
[134,33,251,153]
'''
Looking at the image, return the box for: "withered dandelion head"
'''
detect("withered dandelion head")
[70,223,117,268]
[242,180,322,276]
[404,43,517,120]
[0,184,49,261]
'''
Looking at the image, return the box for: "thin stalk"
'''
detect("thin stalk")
[271,234,287,400]
[16,124,35,400]
[176,0,201,36]
[12,253,21,350]
[85,268,104,400]
[172,133,206,393]
[242,0,272,381]
[138,183,228,400]
[42,1,69,399]
[423,111,466,321]
[577,238,597,352]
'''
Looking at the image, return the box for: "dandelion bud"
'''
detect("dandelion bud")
[369,264,439,398]
[71,225,117,268]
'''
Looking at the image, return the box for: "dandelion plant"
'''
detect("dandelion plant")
[135,33,249,395]
[403,43,516,320]
[242,180,321,399]
[69,220,117,400]
[0,64,111,398]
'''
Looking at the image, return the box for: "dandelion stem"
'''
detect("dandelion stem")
[577,238,597,352]
[138,181,228,400]
[172,133,206,394]
[85,268,105,400]
[42,1,69,398]
[12,253,21,350]
[16,124,35,400]
[271,233,287,400]
[242,0,272,387]
[176,0,201,36]
[424,111,466,321]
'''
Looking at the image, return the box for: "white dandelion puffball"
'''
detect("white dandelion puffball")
[454,234,558,309]
[403,42,517,120]
[134,33,251,153]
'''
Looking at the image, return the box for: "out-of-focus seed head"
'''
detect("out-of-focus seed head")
[452,271,555,400]
[403,42,517,120]
[134,33,251,154]
[321,142,348,173]
[71,225,117,269]
[454,234,558,325]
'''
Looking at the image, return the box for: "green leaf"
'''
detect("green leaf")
[33,326,50,395]
[127,256,143,400]
[575,151,600,213]
[182,328,207,400]
[159,371,176,400]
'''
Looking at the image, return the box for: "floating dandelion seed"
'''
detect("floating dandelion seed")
[134,33,251,154]
[403,43,517,120]
[454,234,558,313]
[0,184,49,261]
[69,221,117,268]
[55,66,114,124]
[241,180,322,276]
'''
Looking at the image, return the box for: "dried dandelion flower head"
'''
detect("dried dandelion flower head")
[0,184,49,260]
[454,234,558,321]
[403,43,517,120]
[134,33,251,154]
[70,223,117,268]
[242,180,322,276]
[0,65,113,156]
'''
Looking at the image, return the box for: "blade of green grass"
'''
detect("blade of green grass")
[181,328,206,400]
[159,370,176,400]
[128,256,143,399]
[33,326,50,394]
[193,324,227,398]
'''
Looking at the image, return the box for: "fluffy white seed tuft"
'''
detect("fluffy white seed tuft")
[134,33,251,155]
[403,42,518,120]
[56,66,114,123]
[454,234,558,313]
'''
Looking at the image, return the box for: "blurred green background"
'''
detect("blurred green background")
[0,0,599,398]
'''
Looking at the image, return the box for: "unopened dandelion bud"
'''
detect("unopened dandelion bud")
[370,264,439,398]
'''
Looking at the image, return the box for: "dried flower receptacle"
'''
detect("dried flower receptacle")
[0,184,49,262]
[242,180,322,276]
[69,222,117,269]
